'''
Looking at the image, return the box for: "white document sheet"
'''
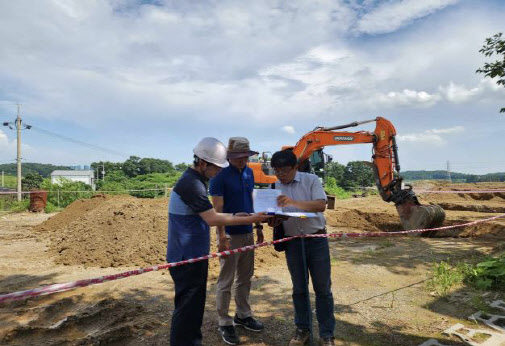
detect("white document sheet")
[252,189,318,218]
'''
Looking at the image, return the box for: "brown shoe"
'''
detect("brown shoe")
[319,337,335,346]
[288,328,310,346]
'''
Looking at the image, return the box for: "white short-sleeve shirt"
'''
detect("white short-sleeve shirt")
[275,171,327,236]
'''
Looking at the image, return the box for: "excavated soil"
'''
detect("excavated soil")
[33,187,505,272]
[2,182,505,345]
[35,195,284,277]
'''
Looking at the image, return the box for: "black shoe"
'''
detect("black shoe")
[218,325,240,345]
[319,337,335,346]
[289,328,310,346]
[233,314,264,332]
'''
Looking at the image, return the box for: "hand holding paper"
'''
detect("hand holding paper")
[277,195,294,208]
[253,189,318,218]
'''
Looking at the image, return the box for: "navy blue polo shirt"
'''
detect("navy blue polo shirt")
[209,165,254,235]
[167,168,213,262]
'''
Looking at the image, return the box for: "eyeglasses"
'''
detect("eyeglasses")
[273,166,294,175]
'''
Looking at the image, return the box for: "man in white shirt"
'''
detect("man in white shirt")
[270,149,335,346]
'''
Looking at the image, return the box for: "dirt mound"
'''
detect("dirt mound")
[36,195,283,275]
[325,209,403,232]
[424,192,505,204]
[415,181,505,192]
[38,194,111,232]
[436,202,505,213]
[37,195,168,268]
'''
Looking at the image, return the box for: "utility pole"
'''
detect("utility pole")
[16,106,22,201]
[102,163,105,181]
[3,104,31,201]
[447,160,451,182]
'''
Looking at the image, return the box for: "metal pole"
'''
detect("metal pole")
[16,105,22,201]
[300,235,313,345]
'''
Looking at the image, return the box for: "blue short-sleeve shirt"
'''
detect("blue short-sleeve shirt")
[209,165,255,235]
[166,168,213,262]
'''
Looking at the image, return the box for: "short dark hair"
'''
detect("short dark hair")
[271,150,297,168]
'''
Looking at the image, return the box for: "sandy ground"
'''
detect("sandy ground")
[1,182,505,345]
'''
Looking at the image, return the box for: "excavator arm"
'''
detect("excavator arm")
[251,117,445,230]
[291,117,395,198]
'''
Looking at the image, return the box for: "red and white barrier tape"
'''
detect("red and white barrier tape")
[417,189,505,194]
[1,213,505,304]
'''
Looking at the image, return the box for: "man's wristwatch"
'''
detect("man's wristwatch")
[254,224,263,230]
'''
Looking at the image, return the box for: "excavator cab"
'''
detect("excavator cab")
[301,149,327,181]
[261,152,275,177]
[309,149,325,178]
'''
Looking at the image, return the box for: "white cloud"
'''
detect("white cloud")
[0,0,502,127]
[281,125,295,134]
[439,78,504,103]
[369,78,504,110]
[0,0,356,125]
[0,130,9,147]
[357,0,460,34]
[375,89,441,108]
[0,129,32,162]
[397,126,464,145]
[430,126,464,134]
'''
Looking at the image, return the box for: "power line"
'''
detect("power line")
[29,125,130,158]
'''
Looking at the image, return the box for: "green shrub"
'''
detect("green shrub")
[9,200,29,213]
[428,256,505,296]
[464,256,505,291]
[40,178,92,208]
[44,201,60,213]
[325,177,352,199]
[98,172,181,198]
[427,261,465,297]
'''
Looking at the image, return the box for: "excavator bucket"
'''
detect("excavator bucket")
[362,160,445,231]
[395,197,446,231]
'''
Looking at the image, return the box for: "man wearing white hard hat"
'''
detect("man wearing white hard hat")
[167,137,270,346]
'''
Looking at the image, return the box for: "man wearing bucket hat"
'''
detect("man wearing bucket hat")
[167,137,270,346]
[209,137,265,345]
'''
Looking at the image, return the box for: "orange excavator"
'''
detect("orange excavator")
[247,117,445,230]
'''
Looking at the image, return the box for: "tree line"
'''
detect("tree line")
[324,161,375,190]
[0,163,70,177]
[91,156,190,179]
[400,170,505,183]
[323,162,505,190]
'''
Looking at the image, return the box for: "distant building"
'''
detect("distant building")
[51,170,95,190]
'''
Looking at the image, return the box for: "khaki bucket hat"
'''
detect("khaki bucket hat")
[227,137,259,159]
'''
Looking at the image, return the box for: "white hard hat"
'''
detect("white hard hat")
[193,137,229,168]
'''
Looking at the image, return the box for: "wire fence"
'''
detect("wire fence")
[0,186,172,212]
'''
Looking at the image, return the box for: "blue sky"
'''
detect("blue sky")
[0,0,504,174]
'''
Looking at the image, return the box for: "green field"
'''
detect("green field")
[1,175,17,189]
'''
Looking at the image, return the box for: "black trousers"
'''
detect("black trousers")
[169,260,209,346]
